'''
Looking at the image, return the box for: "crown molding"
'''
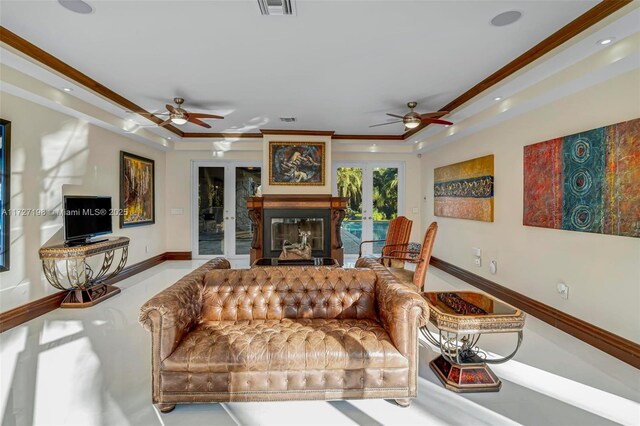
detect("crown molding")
[1,1,631,143]
[181,132,262,139]
[403,0,633,139]
[0,26,184,137]
[332,134,404,141]
[260,129,335,136]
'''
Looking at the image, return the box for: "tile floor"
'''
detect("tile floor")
[0,260,638,426]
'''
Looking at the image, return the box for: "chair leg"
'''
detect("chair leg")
[395,398,412,407]
[158,403,176,413]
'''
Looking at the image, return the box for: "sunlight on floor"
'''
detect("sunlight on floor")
[1,261,638,426]
[492,360,640,426]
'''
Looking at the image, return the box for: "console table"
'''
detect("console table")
[420,291,525,392]
[39,237,129,308]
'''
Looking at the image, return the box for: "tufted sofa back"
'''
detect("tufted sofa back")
[200,267,377,321]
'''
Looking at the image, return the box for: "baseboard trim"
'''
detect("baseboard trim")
[0,251,193,333]
[164,251,192,261]
[429,256,640,369]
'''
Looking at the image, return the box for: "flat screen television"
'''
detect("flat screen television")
[64,196,113,245]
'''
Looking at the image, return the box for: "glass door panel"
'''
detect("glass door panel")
[198,167,225,255]
[336,167,364,255]
[372,167,399,254]
[235,166,261,255]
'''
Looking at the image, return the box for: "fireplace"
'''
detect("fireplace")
[263,209,331,259]
[246,195,347,265]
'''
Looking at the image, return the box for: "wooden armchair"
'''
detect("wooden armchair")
[381,222,438,291]
[358,216,412,267]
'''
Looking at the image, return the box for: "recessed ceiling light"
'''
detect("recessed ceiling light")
[58,0,93,14]
[490,11,522,27]
[598,38,615,45]
[62,87,73,92]
[167,136,172,140]
[494,96,502,101]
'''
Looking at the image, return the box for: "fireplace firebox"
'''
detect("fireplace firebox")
[264,209,331,259]
[246,195,347,265]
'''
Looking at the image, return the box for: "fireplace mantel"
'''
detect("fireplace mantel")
[246,195,347,265]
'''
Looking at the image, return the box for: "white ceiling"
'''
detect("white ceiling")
[0,0,600,136]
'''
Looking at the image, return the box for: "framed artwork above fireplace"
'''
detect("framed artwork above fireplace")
[269,141,325,186]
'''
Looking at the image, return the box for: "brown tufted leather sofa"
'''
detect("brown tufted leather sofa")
[139,258,429,412]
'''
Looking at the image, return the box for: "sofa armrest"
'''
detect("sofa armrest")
[139,257,230,360]
[373,266,429,357]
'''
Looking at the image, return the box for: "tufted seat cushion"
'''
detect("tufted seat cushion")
[162,318,407,373]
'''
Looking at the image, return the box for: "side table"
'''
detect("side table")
[39,237,129,308]
[420,291,525,392]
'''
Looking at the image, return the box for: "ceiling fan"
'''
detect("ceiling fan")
[133,97,224,128]
[370,101,452,129]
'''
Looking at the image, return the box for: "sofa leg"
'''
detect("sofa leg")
[157,403,176,413]
[395,398,412,407]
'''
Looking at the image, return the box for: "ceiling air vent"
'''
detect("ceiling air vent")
[258,0,295,16]
[280,117,296,123]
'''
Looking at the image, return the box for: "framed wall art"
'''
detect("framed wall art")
[434,154,494,222]
[269,141,325,186]
[0,119,11,271]
[524,118,639,238]
[120,151,155,228]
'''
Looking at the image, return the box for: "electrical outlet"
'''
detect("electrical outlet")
[145,245,149,254]
[557,282,569,300]
[474,258,481,267]
[489,260,497,274]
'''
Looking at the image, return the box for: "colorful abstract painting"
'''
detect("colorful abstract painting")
[269,142,325,185]
[523,118,639,238]
[434,155,494,222]
[120,151,155,228]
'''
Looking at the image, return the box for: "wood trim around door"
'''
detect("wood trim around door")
[429,256,640,369]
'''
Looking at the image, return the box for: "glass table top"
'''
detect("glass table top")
[422,291,518,317]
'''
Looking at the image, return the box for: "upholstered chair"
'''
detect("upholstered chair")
[358,215,412,267]
[381,222,438,291]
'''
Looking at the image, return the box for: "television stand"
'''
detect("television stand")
[39,237,130,308]
[64,238,108,247]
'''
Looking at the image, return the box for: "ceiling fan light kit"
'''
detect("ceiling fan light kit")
[370,101,453,130]
[151,97,224,129]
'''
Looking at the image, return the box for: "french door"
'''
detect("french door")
[192,161,261,259]
[332,162,404,261]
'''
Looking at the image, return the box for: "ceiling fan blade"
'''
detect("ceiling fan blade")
[421,117,453,126]
[188,112,225,120]
[369,120,403,128]
[158,118,173,127]
[126,111,170,116]
[188,116,212,128]
[386,113,405,119]
[419,111,449,119]
[166,104,177,114]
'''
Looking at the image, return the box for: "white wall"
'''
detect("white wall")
[0,93,166,311]
[421,70,640,342]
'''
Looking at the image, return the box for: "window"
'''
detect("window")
[0,119,11,272]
